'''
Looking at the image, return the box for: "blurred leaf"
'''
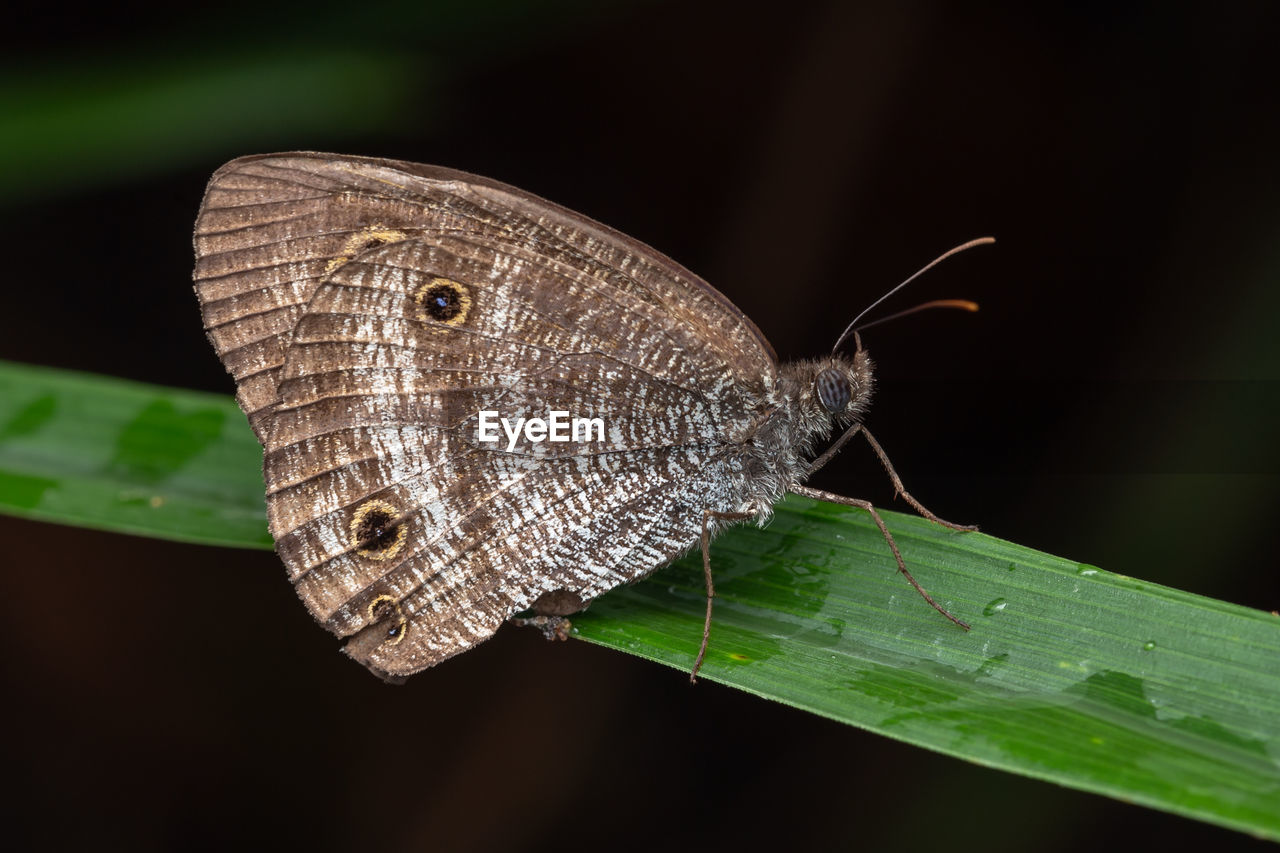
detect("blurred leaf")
[0,0,639,203]
[0,50,427,202]
[1,360,1277,839]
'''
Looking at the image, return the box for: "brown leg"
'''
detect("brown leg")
[860,427,977,531]
[804,422,863,479]
[691,508,754,684]
[789,484,970,630]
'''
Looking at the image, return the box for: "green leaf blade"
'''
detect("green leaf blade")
[1,360,1277,837]
[575,502,1280,838]
[0,361,270,548]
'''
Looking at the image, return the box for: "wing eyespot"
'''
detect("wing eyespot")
[413,277,472,326]
[324,225,410,274]
[367,594,408,646]
[350,499,407,560]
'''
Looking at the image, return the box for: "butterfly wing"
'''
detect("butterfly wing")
[194,153,778,677]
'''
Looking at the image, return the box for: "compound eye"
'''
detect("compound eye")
[815,368,852,414]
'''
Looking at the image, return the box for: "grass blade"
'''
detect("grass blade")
[0,361,269,547]
[574,501,1280,839]
[1,360,1276,838]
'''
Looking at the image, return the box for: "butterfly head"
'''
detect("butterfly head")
[781,350,875,437]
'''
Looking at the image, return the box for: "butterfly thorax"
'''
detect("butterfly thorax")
[727,352,875,522]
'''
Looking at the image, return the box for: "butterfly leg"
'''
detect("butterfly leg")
[789,485,970,630]
[691,509,755,684]
[860,427,978,532]
[803,422,863,479]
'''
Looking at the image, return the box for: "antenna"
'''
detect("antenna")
[851,298,979,336]
[831,237,994,354]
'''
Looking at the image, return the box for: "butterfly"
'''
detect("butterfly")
[193,152,980,681]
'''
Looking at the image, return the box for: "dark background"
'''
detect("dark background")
[2,1,1277,850]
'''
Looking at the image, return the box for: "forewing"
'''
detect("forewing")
[193,152,776,436]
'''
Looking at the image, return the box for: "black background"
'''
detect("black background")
[2,1,1277,850]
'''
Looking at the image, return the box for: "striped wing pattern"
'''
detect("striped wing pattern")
[193,153,776,677]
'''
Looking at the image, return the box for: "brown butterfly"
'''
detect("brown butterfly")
[193,152,982,681]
